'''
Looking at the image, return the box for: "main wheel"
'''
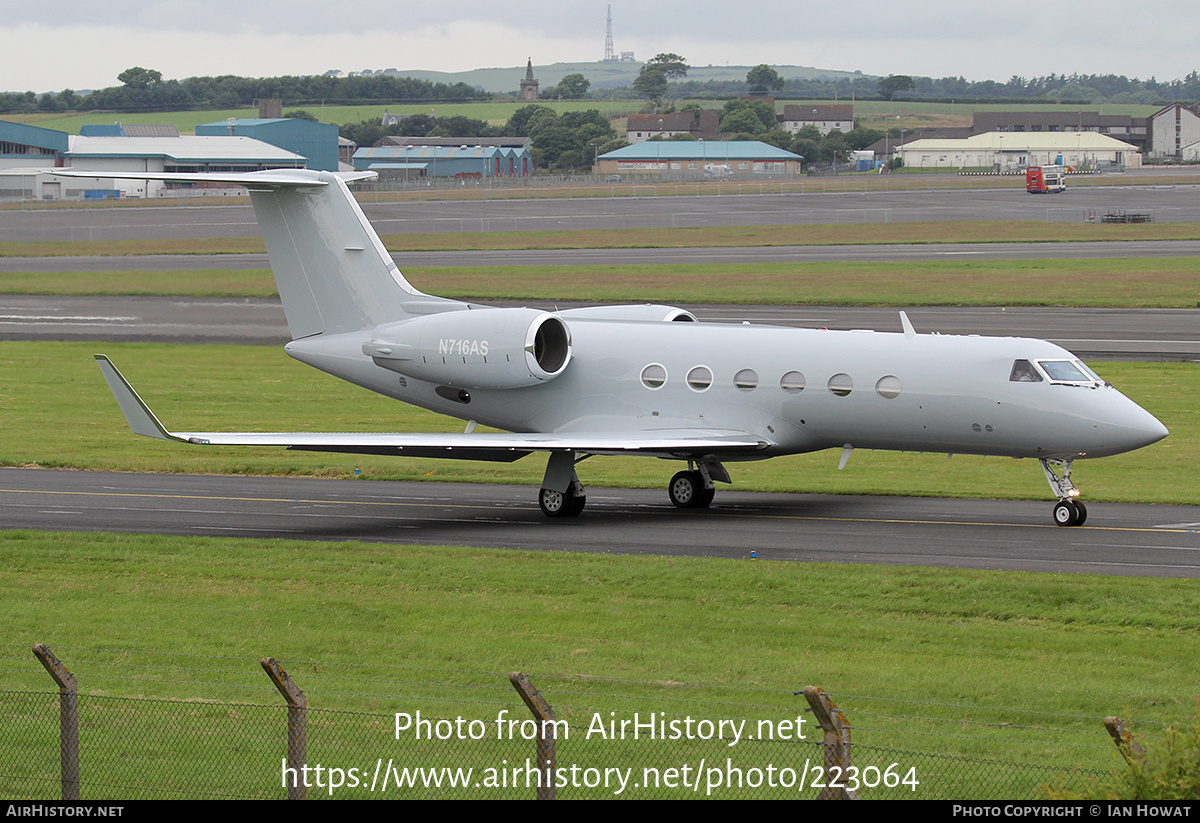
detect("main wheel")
[669,471,713,509]
[539,487,581,518]
[1053,500,1079,527]
[668,471,699,508]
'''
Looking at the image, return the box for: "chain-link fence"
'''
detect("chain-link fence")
[1,646,1128,800]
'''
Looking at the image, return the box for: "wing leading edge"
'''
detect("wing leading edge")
[94,355,771,462]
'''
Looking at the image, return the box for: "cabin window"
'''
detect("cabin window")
[1009,360,1043,382]
[734,369,759,391]
[686,366,713,392]
[641,363,667,389]
[828,373,854,397]
[780,371,806,393]
[875,375,902,399]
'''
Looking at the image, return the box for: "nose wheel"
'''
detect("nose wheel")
[1052,499,1087,527]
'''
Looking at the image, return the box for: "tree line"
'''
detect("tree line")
[339,104,625,173]
[2,70,487,114]
[611,70,1200,105]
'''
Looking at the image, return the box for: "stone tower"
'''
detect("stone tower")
[519,58,539,101]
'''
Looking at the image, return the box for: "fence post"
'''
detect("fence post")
[31,644,79,801]
[261,658,307,800]
[509,672,557,800]
[802,686,858,800]
[1103,716,1146,763]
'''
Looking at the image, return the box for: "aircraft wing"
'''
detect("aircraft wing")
[95,355,771,462]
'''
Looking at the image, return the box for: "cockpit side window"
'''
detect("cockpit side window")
[1009,359,1042,382]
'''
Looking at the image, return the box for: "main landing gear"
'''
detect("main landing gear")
[536,453,729,517]
[538,451,587,518]
[1041,457,1087,527]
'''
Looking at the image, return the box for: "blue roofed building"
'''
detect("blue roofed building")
[353,144,532,178]
[196,118,340,172]
[594,141,803,177]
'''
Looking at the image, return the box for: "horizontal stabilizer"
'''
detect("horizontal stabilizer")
[51,168,374,188]
[95,356,772,462]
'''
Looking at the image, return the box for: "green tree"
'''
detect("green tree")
[633,68,668,101]
[747,64,784,95]
[719,108,768,135]
[645,53,690,80]
[720,99,776,132]
[877,74,915,101]
[633,53,690,103]
[118,66,163,89]
[284,109,318,121]
[556,73,591,99]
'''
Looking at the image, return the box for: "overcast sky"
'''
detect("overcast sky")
[5,1,1197,92]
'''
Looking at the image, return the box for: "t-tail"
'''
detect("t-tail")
[53,168,465,338]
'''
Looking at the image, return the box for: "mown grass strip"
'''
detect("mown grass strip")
[4,257,1199,307]
[4,220,1200,258]
[0,342,1190,504]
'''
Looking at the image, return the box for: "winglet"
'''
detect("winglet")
[93,355,184,442]
[899,311,916,338]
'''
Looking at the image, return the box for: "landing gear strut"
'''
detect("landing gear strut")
[1041,458,1087,527]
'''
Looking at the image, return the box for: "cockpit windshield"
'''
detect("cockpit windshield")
[1038,360,1092,383]
[1010,359,1105,386]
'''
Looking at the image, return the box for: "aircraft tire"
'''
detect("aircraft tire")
[1053,500,1080,527]
[669,470,713,509]
[539,487,583,518]
[1072,501,1087,526]
[668,471,698,508]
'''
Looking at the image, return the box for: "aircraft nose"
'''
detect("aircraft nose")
[1101,399,1168,455]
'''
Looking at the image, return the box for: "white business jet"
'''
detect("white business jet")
[61,169,1167,525]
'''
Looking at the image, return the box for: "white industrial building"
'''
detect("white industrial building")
[1146,103,1200,160]
[893,132,1141,171]
[0,119,308,200]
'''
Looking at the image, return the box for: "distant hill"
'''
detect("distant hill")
[345,61,869,94]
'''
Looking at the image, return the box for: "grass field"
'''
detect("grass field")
[4,257,1199,307]
[1,525,1195,798]
[12,99,1163,136]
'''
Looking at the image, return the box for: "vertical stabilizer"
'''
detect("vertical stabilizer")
[247,171,458,338]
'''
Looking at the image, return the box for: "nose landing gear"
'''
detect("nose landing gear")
[1042,458,1087,527]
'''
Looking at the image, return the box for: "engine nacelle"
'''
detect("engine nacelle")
[556,304,697,322]
[363,308,571,389]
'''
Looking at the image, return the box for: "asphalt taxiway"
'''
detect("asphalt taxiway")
[4,469,1198,578]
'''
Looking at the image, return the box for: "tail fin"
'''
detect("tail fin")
[245,170,461,338]
[52,168,462,338]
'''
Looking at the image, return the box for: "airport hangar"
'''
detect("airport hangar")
[594,141,804,177]
[0,118,333,200]
[892,132,1142,171]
